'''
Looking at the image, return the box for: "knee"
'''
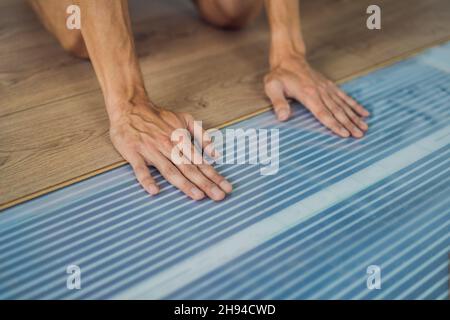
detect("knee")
[195,0,263,29]
[60,32,89,59]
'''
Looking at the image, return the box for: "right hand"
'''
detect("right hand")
[109,102,232,201]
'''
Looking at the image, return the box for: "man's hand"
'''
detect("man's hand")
[264,0,370,138]
[264,54,369,138]
[74,0,231,200]
[109,103,232,201]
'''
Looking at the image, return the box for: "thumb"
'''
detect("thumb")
[265,79,291,121]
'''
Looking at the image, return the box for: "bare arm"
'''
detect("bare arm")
[264,0,369,138]
[76,0,232,201]
[76,0,147,120]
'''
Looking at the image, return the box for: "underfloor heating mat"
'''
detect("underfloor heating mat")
[1,42,450,300]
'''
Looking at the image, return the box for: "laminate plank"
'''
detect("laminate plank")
[1,0,450,207]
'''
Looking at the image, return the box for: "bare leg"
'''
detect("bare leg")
[28,0,88,58]
[29,0,263,57]
[193,0,263,29]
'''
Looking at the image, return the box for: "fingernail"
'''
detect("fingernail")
[147,184,159,195]
[277,110,289,121]
[341,128,350,137]
[353,128,363,138]
[211,186,225,200]
[360,121,368,130]
[191,187,205,200]
[219,180,233,193]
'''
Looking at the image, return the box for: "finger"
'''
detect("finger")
[321,90,364,138]
[144,150,205,201]
[333,86,370,117]
[265,79,291,121]
[184,113,219,159]
[178,163,227,201]
[129,155,160,195]
[198,163,232,193]
[169,141,228,201]
[156,138,227,201]
[331,92,368,132]
[175,130,205,165]
[295,92,350,138]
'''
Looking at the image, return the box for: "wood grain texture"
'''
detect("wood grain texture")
[1,0,450,208]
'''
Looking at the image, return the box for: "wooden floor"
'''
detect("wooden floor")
[1,0,450,209]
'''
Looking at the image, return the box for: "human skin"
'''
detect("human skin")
[29,0,369,201]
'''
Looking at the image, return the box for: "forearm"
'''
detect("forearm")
[264,0,305,67]
[76,0,149,121]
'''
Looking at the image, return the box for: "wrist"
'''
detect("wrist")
[270,46,306,71]
[105,90,157,124]
[97,57,151,122]
[269,35,306,69]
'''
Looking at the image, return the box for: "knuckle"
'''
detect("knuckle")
[343,119,353,127]
[343,106,357,119]
[350,117,359,125]
[164,166,179,177]
[200,164,215,176]
[207,171,222,183]
[180,180,193,191]
[183,164,198,176]
[141,176,153,185]
[328,103,339,113]
[214,175,225,185]
[336,110,349,121]
[350,112,360,122]
[134,164,146,173]
[338,110,349,119]
[327,118,338,127]
[142,138,156,150]
[161,137,174,150]
[199,179,214,191]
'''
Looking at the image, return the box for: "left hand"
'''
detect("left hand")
[264,54,370,138]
